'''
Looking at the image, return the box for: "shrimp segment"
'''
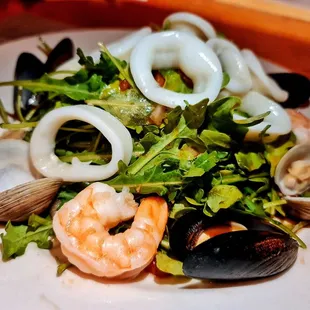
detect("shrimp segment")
[286,109,310,144]
[53,183,168,279]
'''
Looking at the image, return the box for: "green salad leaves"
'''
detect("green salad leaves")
[0,43,306,273]
[1,215,53,260]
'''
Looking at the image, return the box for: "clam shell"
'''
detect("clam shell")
[275,143,310,220]
[284,196,310,220]
[0,178,62,222]
[275,143,310,196]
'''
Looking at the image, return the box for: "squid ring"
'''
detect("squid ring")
[130,31,223,109]
[241,49,288,102]
[206,38,252,94]
[234,91,292,142]
[163,12,217,40]
[30,105,133,182]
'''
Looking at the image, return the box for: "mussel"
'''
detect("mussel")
[14,38,74,111]
[14,52,45,110]
[268,73,310,109]
[169,211,298,280]
[44,38,74,73]
[183,230,298,280]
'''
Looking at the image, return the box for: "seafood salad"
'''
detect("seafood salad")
[0,11,310,282]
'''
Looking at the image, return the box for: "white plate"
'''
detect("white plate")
[0,30,309,310]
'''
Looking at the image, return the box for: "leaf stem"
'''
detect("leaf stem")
[59,127,96,133]
[16,87,25,122]
[59,153,110,163]
[91,133,102,152]
[0,99,9,123]
[0,122,38,129]
[127,118,186,175]
[98,43,136,88]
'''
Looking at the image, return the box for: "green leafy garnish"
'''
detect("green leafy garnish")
[159,69,193,94]
[1,215,53,260]
[207,185,243,213]
[156,252,184,276]
[0,72,105,101]
[235,152,266,172]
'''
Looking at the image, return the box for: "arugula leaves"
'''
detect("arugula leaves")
[159,69,193,94]
[206,185,243,213]
[1,215,54,260]
[156,252,184,276]
[0,72,105,101]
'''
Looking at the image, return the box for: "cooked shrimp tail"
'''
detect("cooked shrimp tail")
[53,183,168,279]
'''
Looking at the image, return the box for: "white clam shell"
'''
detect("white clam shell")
[30,105,133,182]
[274,144,310,220]
[130,31,223,109]
[234,91,292,142]
[241,49,288,102]
[275,144,310,196]
[207,38,252,94]
[163,12,217,40]
[283,196,310,220]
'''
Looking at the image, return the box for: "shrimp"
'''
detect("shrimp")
[53,183,168,279]
[286,109,310,144]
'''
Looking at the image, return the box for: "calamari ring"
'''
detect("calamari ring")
[207,38,252,94]
[163,12,217,40]
[234,91,292,142]
[130,31,223,109]
[241,49,288,102]
[30,105,133,182]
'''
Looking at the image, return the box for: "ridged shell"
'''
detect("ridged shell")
[183,230,298,280]
[275,144,310,196]
[275,143,310,220]
[0,178,62,222]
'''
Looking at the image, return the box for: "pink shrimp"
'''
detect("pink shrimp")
[53,183,168,279]
[286,109,310,144]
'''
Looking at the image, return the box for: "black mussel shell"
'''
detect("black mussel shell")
[183,230,298,280]
[44,38,74,72]
[169,211,278,260]
[14,52,45,110]
[269,73,310,108]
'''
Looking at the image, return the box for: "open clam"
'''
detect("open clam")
[0,139,62,222]
[275,143,310,220]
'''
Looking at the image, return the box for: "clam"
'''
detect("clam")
[169,211,298,280]
[0,139,62,222]
[0,178,63,222]
[275,143,310,220]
